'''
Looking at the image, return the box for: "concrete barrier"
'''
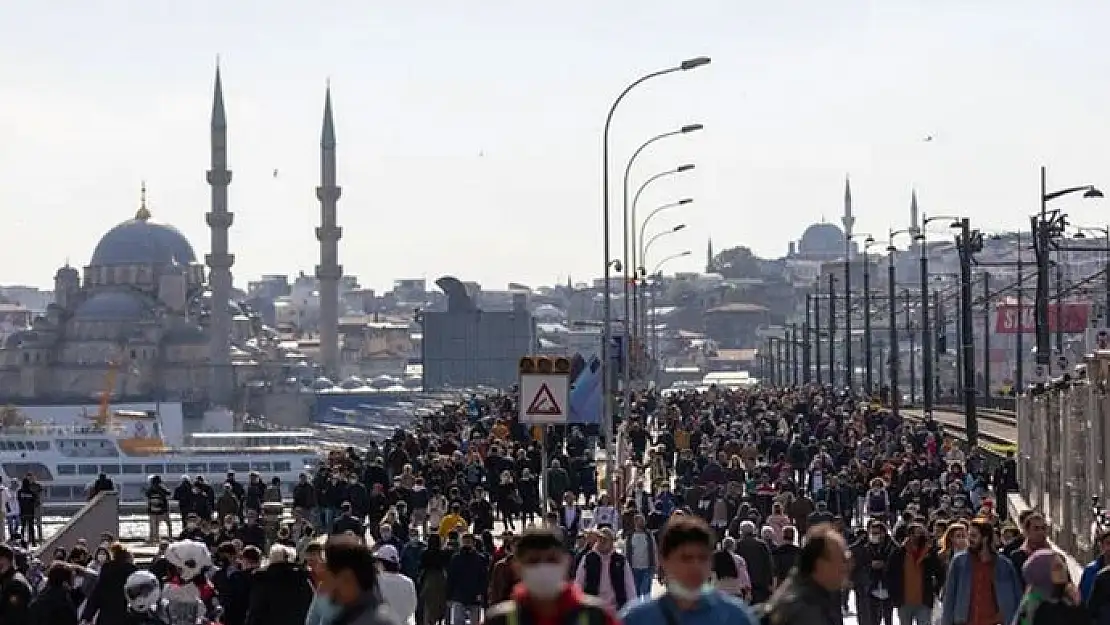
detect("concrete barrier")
[1006,492,1085,583]
[37,490,121,557]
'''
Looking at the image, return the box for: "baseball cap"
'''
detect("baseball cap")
[375,544,400,564]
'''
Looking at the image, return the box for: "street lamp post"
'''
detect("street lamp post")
[918,213,958,412]
[790,322,800,385]
[648,251,690,385]
[844,231,853,391]
[638,197,693,337]
[854,233,876,393]
[1033,166,1102,381]
[982,271,991,399]
[828,274,837,387]
[625,131,699,348]
[600,56,709,488]
[803,294,813,383]
[887,229,912,416]
[813,284,823,385]
[955,217,982,445]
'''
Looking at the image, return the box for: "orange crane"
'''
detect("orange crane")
[97,360,120,425]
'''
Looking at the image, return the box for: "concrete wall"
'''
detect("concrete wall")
[424,310,533,389]
[251,392,314,427]
[38,490,120,557]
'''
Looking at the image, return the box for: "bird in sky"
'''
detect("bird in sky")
[923,135,934,142]
[273,168,280,177]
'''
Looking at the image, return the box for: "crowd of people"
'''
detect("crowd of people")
[0,383,1109,625]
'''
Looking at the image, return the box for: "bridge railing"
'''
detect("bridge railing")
[1016,352,1110,561]
[935,396,1017,412]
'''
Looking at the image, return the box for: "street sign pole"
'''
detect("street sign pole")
[519,356,571,511]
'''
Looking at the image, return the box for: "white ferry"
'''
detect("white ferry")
[0,409,322,503]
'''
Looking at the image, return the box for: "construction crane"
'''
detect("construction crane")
[96,359,120,425]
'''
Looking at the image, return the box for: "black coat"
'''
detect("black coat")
[0,569,32,625]
[27,585,78,625]
[246,562,314,625]
[81,557,138,624]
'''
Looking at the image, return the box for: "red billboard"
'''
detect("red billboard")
[994,303,1090,334]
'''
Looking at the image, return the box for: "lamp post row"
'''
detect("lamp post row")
[764,167,1104,448]
[600,56,709,492]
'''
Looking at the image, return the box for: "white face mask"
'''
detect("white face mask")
[667,580,709,601]
[520,564,565,600]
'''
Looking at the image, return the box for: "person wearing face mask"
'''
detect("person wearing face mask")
[446,533,490,625]
[575,527,636,612]
[886,522,944,625]
[482,527,619,625]
[621,515,755,625]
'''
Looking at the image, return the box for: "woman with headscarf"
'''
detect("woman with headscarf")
[1013,548,1086,625]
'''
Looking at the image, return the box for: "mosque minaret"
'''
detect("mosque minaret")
[205,65,235,403]
[315,85,343,377]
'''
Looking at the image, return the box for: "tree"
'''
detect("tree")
[712,246,763,279]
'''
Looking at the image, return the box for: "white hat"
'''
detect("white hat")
[375,544,400,564]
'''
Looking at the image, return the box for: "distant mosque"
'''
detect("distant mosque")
[0,67,344,402]
[787,177,857,261]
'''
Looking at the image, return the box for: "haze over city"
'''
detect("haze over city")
[2,1,1109,291]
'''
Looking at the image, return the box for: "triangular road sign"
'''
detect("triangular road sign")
[525,382,562,416]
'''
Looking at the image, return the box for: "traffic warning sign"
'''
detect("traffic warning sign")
[519,374,569,424]
[526,383,561,416]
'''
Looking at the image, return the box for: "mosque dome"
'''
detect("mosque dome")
[73,291,153,322]
[90,187,196,266]
[799,222,846,256]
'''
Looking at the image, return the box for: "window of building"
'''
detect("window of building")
[99,465,121,475]
[77,464,99,476]
[57,464,76,476]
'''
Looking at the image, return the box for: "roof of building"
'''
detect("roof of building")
[73,291,154,322]
[799,222,845,255]
[90,199,197,266]
[706,302,768,314]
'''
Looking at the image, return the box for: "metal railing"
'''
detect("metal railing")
[935,396,1017,412]
[1016,352,1110,561]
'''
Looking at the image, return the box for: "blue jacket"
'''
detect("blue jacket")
[939,552,1023,625]
[305,592,341,625]
[620,591,756,625]
[1082,556,1106,602]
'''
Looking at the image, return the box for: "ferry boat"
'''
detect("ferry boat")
[0,408,322,503]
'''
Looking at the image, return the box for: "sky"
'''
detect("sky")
[3,1,1110,293]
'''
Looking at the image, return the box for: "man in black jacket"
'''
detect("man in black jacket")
[80,544,138,625]
[735,520,776,605]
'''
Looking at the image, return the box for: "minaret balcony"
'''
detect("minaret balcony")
[206,169,233,186]
[316,265,343,281]
[316,186,342,202]
[205,212,235,229]
[315,226,343,242]
[206,253,235,270]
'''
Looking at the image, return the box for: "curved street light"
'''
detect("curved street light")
[599,58,711,484]
[630,165,694,267]
[643,224,687,261]
[645,250,692,377]
[639,198,693,274]
[653,249,692,274]
[624,127,701,284]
